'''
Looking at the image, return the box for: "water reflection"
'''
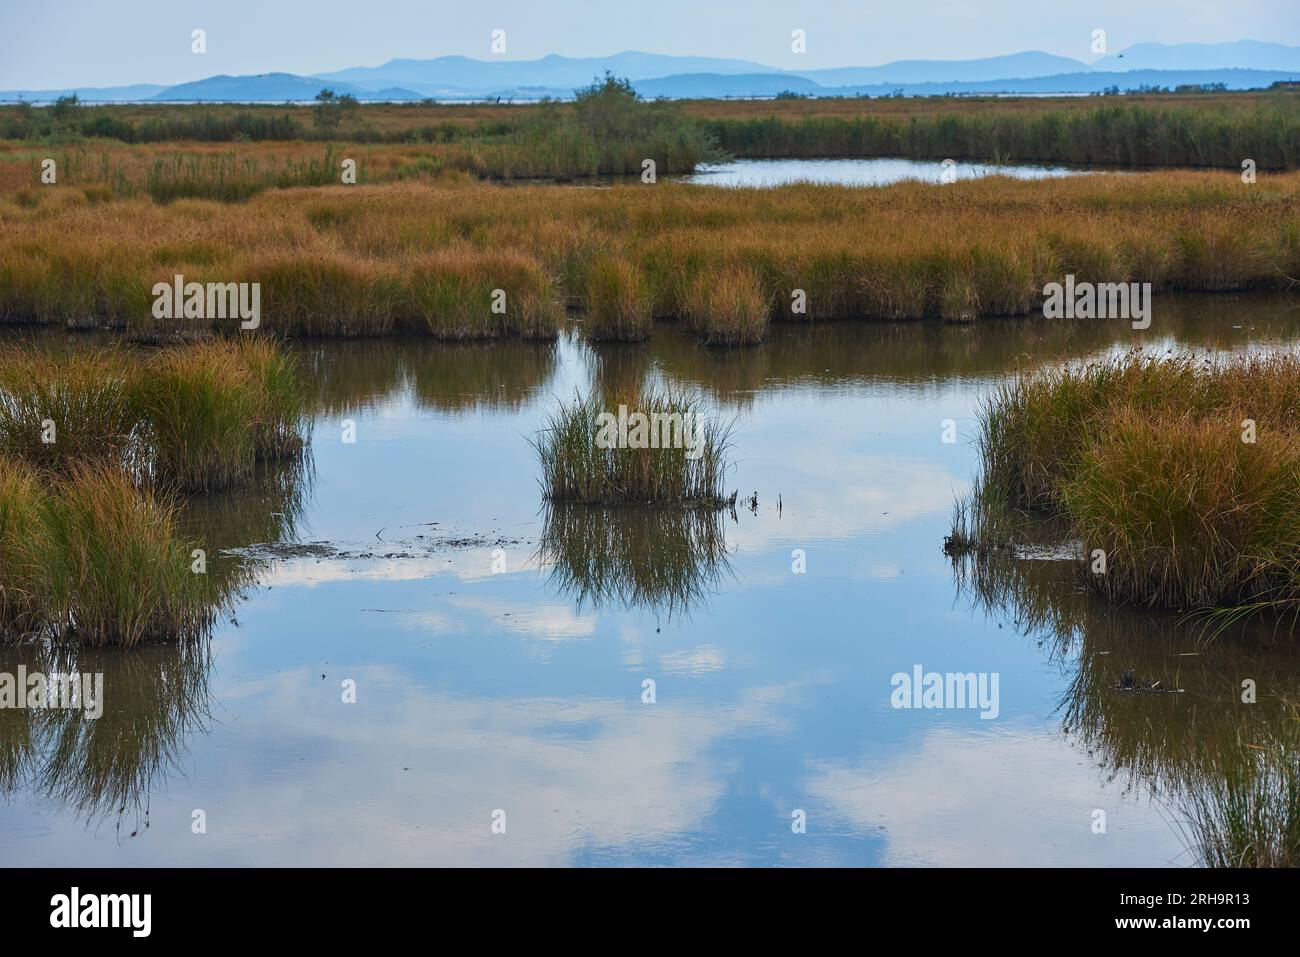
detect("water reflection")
[299,338,559,416]
[679,157,1083,188]
[4,291,1300,865]
[950,527,1300,867]
[0,642,211,836]
[537,502,734,619]
[645,292,1300,406]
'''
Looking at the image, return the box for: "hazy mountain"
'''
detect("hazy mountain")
[2,43,1297,103]
[0,84,167,103]
[799,51,1088,86]
[150,73,422,102]
[830,68,1299,97]
[314,52,774,93]
[1093,40,1300,72]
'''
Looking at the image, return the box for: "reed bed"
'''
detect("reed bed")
[0,339,308,491]
[534,387,734,507]
[6,92,1293,171]
[1,170,1295,342]
[703,97,1300,170]
[965,352,1300,610]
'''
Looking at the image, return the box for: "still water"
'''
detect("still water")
[2,293,1298,866]
[679,157,1084,187]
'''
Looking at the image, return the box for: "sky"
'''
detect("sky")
[2,0,1298,89]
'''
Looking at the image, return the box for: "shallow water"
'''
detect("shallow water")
[2,292,1299,866]
[678,157,1084,187]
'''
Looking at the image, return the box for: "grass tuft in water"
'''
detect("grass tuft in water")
[965,352,1300,611]
[0,346,141,474]
[0,339,309,492]
[534,387,734,507]
[0,458,217,648]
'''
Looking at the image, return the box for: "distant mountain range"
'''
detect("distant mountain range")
[3,41,1298,103]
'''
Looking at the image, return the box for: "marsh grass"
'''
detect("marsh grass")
[967,352,1300,611]
[686,265,770,345]
[235,337,308,460]
[0,458,216,648]
[408,251,564,339]
[2,172,1297,344]
[534,387,734,507]
[0,339,308,493]
[132,343,259,491]
[0,346,142,474]
[144,147,340,203]
[583,257,653,342]
[1063,409,1300,608]
[0,457,47,633]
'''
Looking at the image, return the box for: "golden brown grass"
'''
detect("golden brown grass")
[971,352,1300,610]
[686,265,769,345]
[0,170,1296,341]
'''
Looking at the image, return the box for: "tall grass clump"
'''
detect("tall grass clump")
[131,343,259,492]
[0,458,47,633]
[40,464,214,647]
[1062,410,1300,608]
[968,352,1300,611]
[0,459,216,648]
[687,266,770,345]
[534,388,734,507]
[132,339,310,491]
[0,340,308,493]
[0,347,141,474]
[407,251,564,339]
[583,257,653,342]
[228,337,308,459]
[247,254,400,338]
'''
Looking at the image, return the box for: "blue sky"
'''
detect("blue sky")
[2,0,1298,88]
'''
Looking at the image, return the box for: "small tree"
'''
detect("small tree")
[50,94,81,123]
[572,72,643,141]
[313,88,358,129]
